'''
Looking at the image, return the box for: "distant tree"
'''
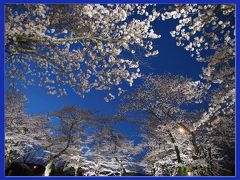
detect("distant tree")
[42,106,92,176]
[121,74,206,156]
[120,74,220,175]
[121,74,205,116]
[140,114,207,176]
[5,92,49,169]
[5,4,160,97]
[82,115,140,176]
[61,146,90,176]
[121,72,235,175]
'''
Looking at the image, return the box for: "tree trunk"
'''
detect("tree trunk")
[120,166,127,176]
[44,159,54,176]
[43,135,72,176]
[95,163,100,176]
[152,163,157,176]
[147,110,183,163]
[172,166,179,176]
[178,122,199,157]
[5,154,11,170]
[190,131,199,158]
[167,130,182,163]
[115,157,126,176]
[208,147,212,160]
[74,168,78,176]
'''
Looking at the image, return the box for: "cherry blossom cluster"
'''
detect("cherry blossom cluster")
[161,4,235,62]
[5,4,160,98]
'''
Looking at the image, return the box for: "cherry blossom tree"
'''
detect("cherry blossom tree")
[80,115,141,176]
[120,74,216,175]
[139,114,210,176]
[5,4,160,97]
[121,74,207,155]
[5,92,49,170]
[161,5,235,175]
[161,4,235,128]
[161,4,235,62]
[60,146,90,176]
[139,117,182,176]
[41,106,92,176]
[121,72,235,175]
